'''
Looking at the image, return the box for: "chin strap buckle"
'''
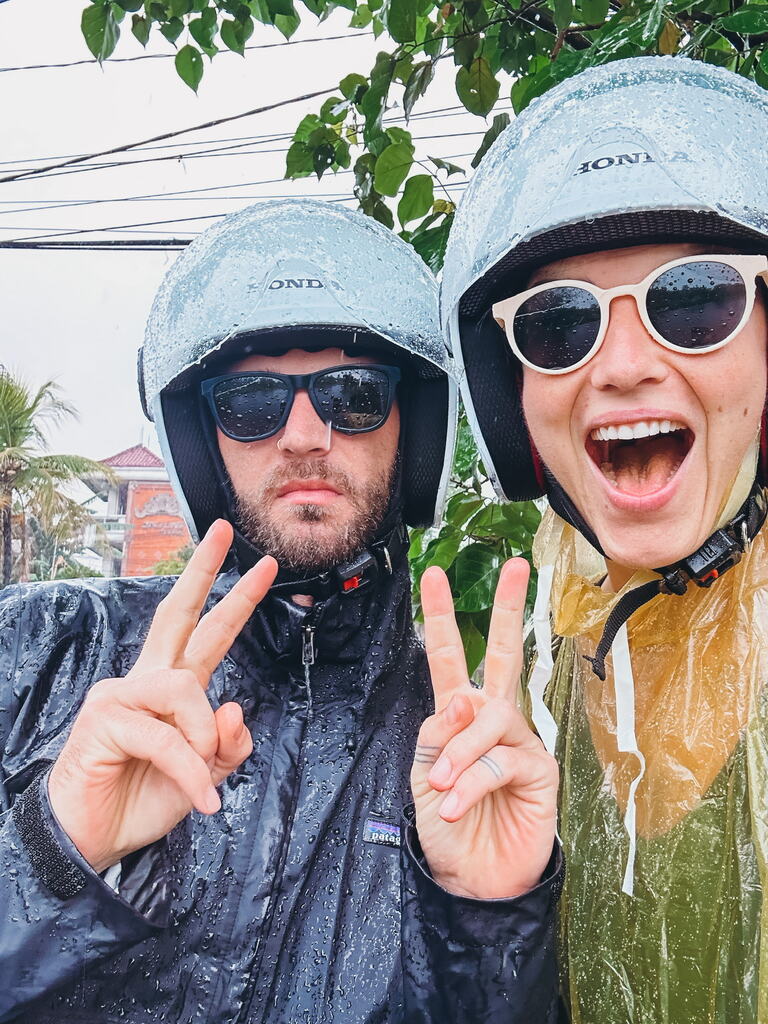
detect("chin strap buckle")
[659,484,767,595]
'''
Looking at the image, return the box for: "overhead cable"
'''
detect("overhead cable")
[0,86,337,184]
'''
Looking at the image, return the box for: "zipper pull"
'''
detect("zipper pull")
[302,624,316,667]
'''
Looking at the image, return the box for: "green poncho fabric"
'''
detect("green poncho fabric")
[532,506,768,1023]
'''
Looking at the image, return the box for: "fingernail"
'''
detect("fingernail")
[429,755,452,787]
[440,791,459,819]
[206,789,221,814]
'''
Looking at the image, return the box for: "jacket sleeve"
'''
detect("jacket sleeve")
[0,584,169,1022]
[400,805,563,1023]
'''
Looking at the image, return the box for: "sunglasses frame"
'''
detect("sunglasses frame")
[492,253,768,376]
[200,363,402,442]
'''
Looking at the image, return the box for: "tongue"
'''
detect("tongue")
[603,435,685,495]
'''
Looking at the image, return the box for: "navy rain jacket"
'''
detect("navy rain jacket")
[0,546,562,1023]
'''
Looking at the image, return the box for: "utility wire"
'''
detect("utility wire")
[0,31,374,74]
[2,180,470,243]
[0,86,337,184]
[0,139,475,218]
[0,102,511,177]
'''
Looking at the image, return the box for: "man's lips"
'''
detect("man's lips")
[276,480,344,504]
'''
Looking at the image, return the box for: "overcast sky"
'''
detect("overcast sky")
[0,1,498,464]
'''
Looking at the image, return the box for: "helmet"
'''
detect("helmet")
[441,56,768,503]
[141,199,457,542]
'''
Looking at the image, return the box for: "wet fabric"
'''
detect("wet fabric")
[529,505,768,1024]
[0,550,561,1024]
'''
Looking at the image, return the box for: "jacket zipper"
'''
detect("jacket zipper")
[238,607,322,1024]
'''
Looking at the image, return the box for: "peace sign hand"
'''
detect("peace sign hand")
[412,558,559,900]
[48,520,278,874]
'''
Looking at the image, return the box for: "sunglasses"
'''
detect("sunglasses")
[201,363,401,442]
[492,253,768,375]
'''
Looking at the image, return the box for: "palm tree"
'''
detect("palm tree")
[0,370,110,587]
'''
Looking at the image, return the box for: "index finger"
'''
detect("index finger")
[483,557,530,701]
[136,519,234,670]
[420,565,470,712]
[185,555,278,681]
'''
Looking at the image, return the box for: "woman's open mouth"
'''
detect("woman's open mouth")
[585,419,695,497]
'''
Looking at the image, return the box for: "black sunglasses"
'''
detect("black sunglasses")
[201,363,401,442]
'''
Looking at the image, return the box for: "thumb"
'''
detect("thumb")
[211,702,253,785]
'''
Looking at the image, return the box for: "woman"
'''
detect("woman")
[441,57,768,1023]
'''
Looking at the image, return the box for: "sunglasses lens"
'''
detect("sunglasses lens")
[646,260,747,350]
[513,286,601,371]
[211,375,290,439]
[313,367,393,432]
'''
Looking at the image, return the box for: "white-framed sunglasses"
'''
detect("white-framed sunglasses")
[492,253,768,375]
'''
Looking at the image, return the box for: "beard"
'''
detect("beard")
[233,456,396,573]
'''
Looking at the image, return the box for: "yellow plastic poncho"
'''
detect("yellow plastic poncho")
[531,475,768,1024]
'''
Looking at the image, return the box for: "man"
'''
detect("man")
[0,200,561,1022]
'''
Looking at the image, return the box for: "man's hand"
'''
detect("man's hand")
[48,520,278,874]
[412,558,559,900]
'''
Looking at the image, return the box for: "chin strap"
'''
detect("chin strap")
[233,519,410,601]
[585,482,768,680]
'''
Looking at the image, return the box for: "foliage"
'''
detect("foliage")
[0,370,112,587]
[153,543,195,575]
[77,0,768,659]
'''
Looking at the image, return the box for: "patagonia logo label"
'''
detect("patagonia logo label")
[364,818,400,848]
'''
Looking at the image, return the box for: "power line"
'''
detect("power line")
[0,140,475,218]
[0,86,337,184]
[0,102,509,176]
[0,31,373,74]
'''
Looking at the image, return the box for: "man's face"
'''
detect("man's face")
[520,243,767,572]
[216,347,400,572]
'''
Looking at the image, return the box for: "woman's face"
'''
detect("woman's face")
[520,243,767,576]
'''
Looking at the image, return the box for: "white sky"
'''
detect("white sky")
[0,1,503,464]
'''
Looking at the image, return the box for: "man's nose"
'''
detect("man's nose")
[587,295,670,392]
[278,390,332,455]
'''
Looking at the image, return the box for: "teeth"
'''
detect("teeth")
[590,419,686,442]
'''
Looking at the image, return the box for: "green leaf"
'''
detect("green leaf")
[220,15,254,53]
[320,95,347,124]
[452,543,502,613]
[388,0,416,41]
[554,0,574,31]
[428,155,464,176]
[458,615,486,677]
[455,57,499,117]
[453,417,480,481]
[275,9,300,34]
[113,0,143,11]
[373,142,413,196]
[720,5,768,32]
[398,174,434,226]
[361,52,396,143]
[340,72,368,102]
[267,0,294,13]
[81,3,121,61]
[160,16,184,43]
[385,125,413,147]
[444,491,484,527]
[131,13,151,45]
[294,113,323,142]
[580,0,609,21]
[471,112,510,169]
[403,60,435,119]
[410,213,453,273]
[285,140,314,178]
[189,10,218,52]
[175,43,204,91]
[350,4,373,26]
[453,31,480,68]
